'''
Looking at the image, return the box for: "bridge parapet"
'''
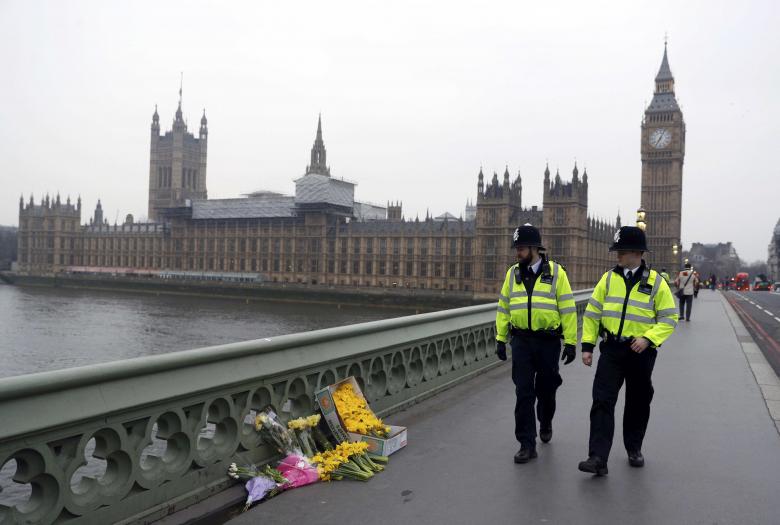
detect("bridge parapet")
[0,290,591,524]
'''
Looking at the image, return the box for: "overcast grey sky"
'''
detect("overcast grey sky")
[1,0,778,262]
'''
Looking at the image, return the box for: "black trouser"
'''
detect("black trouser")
[511,333,563,448]
[589,340,658,461]
[679,294,693,320]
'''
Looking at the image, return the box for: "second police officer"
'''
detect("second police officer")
[577,226,678,475]
[496,224,578,463]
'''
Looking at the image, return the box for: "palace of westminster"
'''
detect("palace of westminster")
[16,45,685,295]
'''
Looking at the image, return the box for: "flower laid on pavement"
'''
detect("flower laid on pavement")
[243,475,279,511]
[276,454,320,488]
[254,407,302,456]
[311,441,388,482]
[332,382,391,437]
[287,414,324,458]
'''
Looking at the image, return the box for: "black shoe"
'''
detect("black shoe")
[628,450,645,467]
[540,428,553,443]
[514,447,538,464]
[578,456,608,476]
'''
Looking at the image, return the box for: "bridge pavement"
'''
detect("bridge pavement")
[230,291,780,525]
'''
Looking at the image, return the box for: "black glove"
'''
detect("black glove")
[496,341,507,361]
[561,344,576,365]
[580,342,595,354]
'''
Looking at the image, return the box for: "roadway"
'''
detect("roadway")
[724,290,780,376]
[230,291,780,525]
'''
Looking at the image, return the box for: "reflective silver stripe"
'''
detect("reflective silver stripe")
[510,290,528,298]
[628,299,653,310]
[588,298,603,310]
[649,272,662,302]
[605,270,613,293]
[559,306,577,314]
[552,261,559,292]
[605,296,624,304]
[600,311,655,324]
[532,302,559,311]
[559,293,574,302]
[497,306,509,315]
[625,313,656,325]
[532,290,556,299]
[584,310,601,320]
[509,303,528,311]
[498,293,509,303]
[658,317,677,327]
[657,308,677,317]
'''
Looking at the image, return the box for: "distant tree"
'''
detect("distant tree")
[0,226,17,270]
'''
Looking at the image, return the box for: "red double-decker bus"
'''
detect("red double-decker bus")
[735,272,750,291]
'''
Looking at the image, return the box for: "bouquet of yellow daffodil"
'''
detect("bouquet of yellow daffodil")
[311,441,388,481]
[332,382,392,438]
[287,414,323,458]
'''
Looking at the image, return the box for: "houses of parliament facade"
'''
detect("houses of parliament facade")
[16,46,684,295]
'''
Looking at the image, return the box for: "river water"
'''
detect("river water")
[0,283,412,379]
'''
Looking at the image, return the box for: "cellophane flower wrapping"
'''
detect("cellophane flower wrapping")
[254,407,302,456]
[243,475,278,510]
[276,454,319,488]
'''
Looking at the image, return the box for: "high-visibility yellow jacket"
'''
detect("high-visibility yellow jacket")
[496,259,577,346]
[660,271,671,285]
[582,265,678,348]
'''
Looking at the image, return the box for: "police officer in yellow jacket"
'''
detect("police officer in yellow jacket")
[496,224,578,463]
[577,226,678,475]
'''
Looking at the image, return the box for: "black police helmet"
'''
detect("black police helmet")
[512,223,544,249]
[609,226,649,252]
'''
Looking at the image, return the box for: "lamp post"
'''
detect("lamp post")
[636,208,647,231]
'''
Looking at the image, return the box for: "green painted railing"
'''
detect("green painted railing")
[0,290,592,524]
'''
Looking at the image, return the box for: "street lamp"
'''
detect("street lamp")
[636,208,647,231]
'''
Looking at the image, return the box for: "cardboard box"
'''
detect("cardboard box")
[315,376,408,456]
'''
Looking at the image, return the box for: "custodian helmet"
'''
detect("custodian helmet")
[609,226,649,252]
[512,223,544,249]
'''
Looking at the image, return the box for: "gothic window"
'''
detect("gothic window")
[463,262,472,278]
[449,239,457,256]
[487,209,497,225]
[483,261,495,280]
[352,261,360,274]
[555,208,564,225]
[379,261,387,275]
[353,239,361,254]
[435,238,442,256]
[365,261,373,275]
[406,238,414,255]
[392,261,399,276]
[340,261,347,274]
[406,261,413,276]
[434,263,442,277]
[340,239,347,255]
[366,238,373,254]
[379,238,387,255]
[393,238,400,255]
[449,262,457,277]
[310,259,318,273]
[420,240,428,257]
[464,239,472,255]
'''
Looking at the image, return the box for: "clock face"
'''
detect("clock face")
[649,128,672,149]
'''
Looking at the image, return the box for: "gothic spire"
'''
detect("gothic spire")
[655,41,673,82]
[306,114,330,176]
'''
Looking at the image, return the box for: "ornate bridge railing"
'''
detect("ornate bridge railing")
[0,290,592,524]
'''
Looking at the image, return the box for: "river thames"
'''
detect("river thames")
[0,283,413,379]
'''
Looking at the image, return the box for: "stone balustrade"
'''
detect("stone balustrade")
[0,290,591,524]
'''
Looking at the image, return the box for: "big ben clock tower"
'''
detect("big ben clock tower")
[640,43,685,272]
